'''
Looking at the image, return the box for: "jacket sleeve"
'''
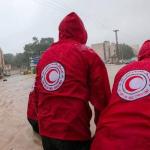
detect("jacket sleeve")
[27,66,39,120]
[88,53,111,124]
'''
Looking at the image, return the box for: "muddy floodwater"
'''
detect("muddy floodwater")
[0,64,123,150]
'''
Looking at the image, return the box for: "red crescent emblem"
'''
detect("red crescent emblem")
[118,70,150,101]
[46,69,58,84]
[125,76,143,92]
[41,62,65,91]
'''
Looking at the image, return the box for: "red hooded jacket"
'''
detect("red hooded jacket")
[30,12,111,140]
[91,40,150,150]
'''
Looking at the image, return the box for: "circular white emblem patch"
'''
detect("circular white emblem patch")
[41,62,65,91]
[117,70,150,101]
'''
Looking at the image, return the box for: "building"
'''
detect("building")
[0,48,5,77]
[130,44,139,56]
[3,64,11,76]
[91,41,139,64]
[91,41,118,63]
[91,43,104,59]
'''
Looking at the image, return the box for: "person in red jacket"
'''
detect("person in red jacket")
[91,40,150,150]
[32,12,111,150]
[27,82,39,133]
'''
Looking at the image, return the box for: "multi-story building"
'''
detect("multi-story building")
[91,41,117,63]
[91,43,104,59]
[91,41,138,64]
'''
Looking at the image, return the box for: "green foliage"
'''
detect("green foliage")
[24,37,54,57]
[14,53,27,67]
[4,37,54,68]
[119,44,135,59]
[4,53,15,66]
[4,53,27,68]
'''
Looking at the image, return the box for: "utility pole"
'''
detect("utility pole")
[103,42,107,62]
[113,29,119,63]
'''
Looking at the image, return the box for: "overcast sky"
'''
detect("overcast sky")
[0,0,150,54]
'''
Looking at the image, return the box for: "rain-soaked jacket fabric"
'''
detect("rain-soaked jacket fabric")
[27,92,36,120]
[138,40,150,61]
[30,12,111,140]
[91,40,150,150]
[27,83,38,121]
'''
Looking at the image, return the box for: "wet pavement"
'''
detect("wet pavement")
[0,64,124,150]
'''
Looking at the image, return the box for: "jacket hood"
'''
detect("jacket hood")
[59,12,87,44]
[138,40,150,60]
